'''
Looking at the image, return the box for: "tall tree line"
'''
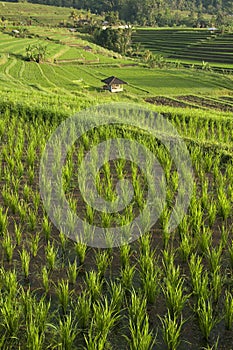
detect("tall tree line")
[4,0,233,24]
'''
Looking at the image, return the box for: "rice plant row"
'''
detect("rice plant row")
[0,106,232,349]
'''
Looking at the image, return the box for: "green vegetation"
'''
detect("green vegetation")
[1,102,233,349]
[93,26,133,55]
[0,1,95,26]
[1,0,233,26]
[133,28,233,68]
[0,27,232,97]
[26,43,47,62]
[0,2,233,349]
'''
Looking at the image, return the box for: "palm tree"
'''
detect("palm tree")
[25,44,47,63]
[69,10,79,26]
[36,44,47,63]
[119,27,133,55]
[142,49,153,63]
[202,61,211,71]
[134,42,142,55]
[26,44,33,61]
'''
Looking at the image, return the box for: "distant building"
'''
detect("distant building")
[11,29,20,37]
[101,76,127,92]
[207,27,218,34]
[83,45,92,52]
[77,19,91,26]
[102,24,132,30]
[118,24,132,29]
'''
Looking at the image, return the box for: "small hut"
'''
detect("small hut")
[101,76,127,92]
[83,45,92,52]
[12,29,20,37]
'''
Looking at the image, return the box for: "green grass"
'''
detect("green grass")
[90,66,233,95]
[0,1,101,26]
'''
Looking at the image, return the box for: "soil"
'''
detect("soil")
[145,96,199,109]
[145,95,233,113]
[177,95,233,112]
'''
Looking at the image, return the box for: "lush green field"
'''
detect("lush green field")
[1,3,233,349]
[0,98,233,350]
[133,28,233,68]
[0,28,126,63]
[0,28,233,99]
[0,1,97,26]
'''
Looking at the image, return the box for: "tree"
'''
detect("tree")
[10,0,233,26]
[215,11,225,26]
[105,11,120,25]
[69,10,79,26]
[202,60,212,71]
[118,26,133,54]
[26,44,47,63]
[133,42,142,55]
[93,27,133,54]
[142,49,153,63]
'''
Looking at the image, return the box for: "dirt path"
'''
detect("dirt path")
[56,58,99,64]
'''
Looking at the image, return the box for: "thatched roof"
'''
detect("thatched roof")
[83,45,92,51]
[101,76,128,85]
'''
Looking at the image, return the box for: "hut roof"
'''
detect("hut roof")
[83,45,92,51]
[101,76,128,85]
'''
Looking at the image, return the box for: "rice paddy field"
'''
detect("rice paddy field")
[1,27,233,96]
[1,3,233,349]
[0,1,93,26]
[133,28,233,69]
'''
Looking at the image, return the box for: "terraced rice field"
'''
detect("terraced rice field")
[1,8,233,348]
[1,26,233,102]
[133,29,233,67]
[1,27,232,98]
[0,27,130,66]
[0,1,93,26]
